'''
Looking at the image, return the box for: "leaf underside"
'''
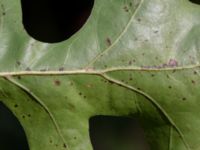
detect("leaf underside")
[0,0,200,150]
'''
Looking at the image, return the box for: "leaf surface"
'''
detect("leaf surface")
[0,0,200,149]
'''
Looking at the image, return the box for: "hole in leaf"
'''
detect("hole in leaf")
[189,0,200,5]
[89,116,150,150]
[21,0,94,43]
[0,102,29,150]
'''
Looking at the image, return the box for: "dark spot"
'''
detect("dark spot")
[74,137,77,140]
[154,30,159,34]
[129,77,133,81]
[25,67,31,71]
[133,59,136,62]
[28,114,31,117]
[166,75,170,79]
[84,96,87,99]
[137,18,141,22]
[137,87,141,90]
[2,12,6,16]
[22,115,25,119]
[59,67,64,71]
[54,80,61,86]
[151,74,155,77]
[128,61,132,65]
[68,103,75,110]
[129,2,132,7]
[16,61,21,66]
[123,6,129,12]
[79,92,82,96]
[191,80,195,84]
[70,82,74,86]
[49,140,53,143]
[14,104,18,108]
[63,143,67,148]
[168,86,172,89]
[104,65,107,68]
[162,63,168,67]
[182,97,186,101]
[194,71,197,75]
[55,144,58,147]
[106,38,112,46]
[108,81,114,84]
[17,76,22,80]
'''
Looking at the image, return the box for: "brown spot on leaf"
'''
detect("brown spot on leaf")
[54,80,61,86]
[154,30,159,34]
[68,103,75,110]
[137,18,141,22]
[194,71,197,75]
[59,67,64,71]
[70,82,74,86]
[63,143,67,148]
[108,80,114,84]
[123,6,129,12]
[182,97,186,101]
[25,67,31,71]
[106,38,112,46]
[192,80,195,84]
[16,61,21,66]
[17,76,21,80]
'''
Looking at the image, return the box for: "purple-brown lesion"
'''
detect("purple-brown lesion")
[141,59,178,69]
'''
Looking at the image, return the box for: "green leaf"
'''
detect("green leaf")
[0,0,200,149]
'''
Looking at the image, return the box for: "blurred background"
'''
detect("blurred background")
[0,0,151,149]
